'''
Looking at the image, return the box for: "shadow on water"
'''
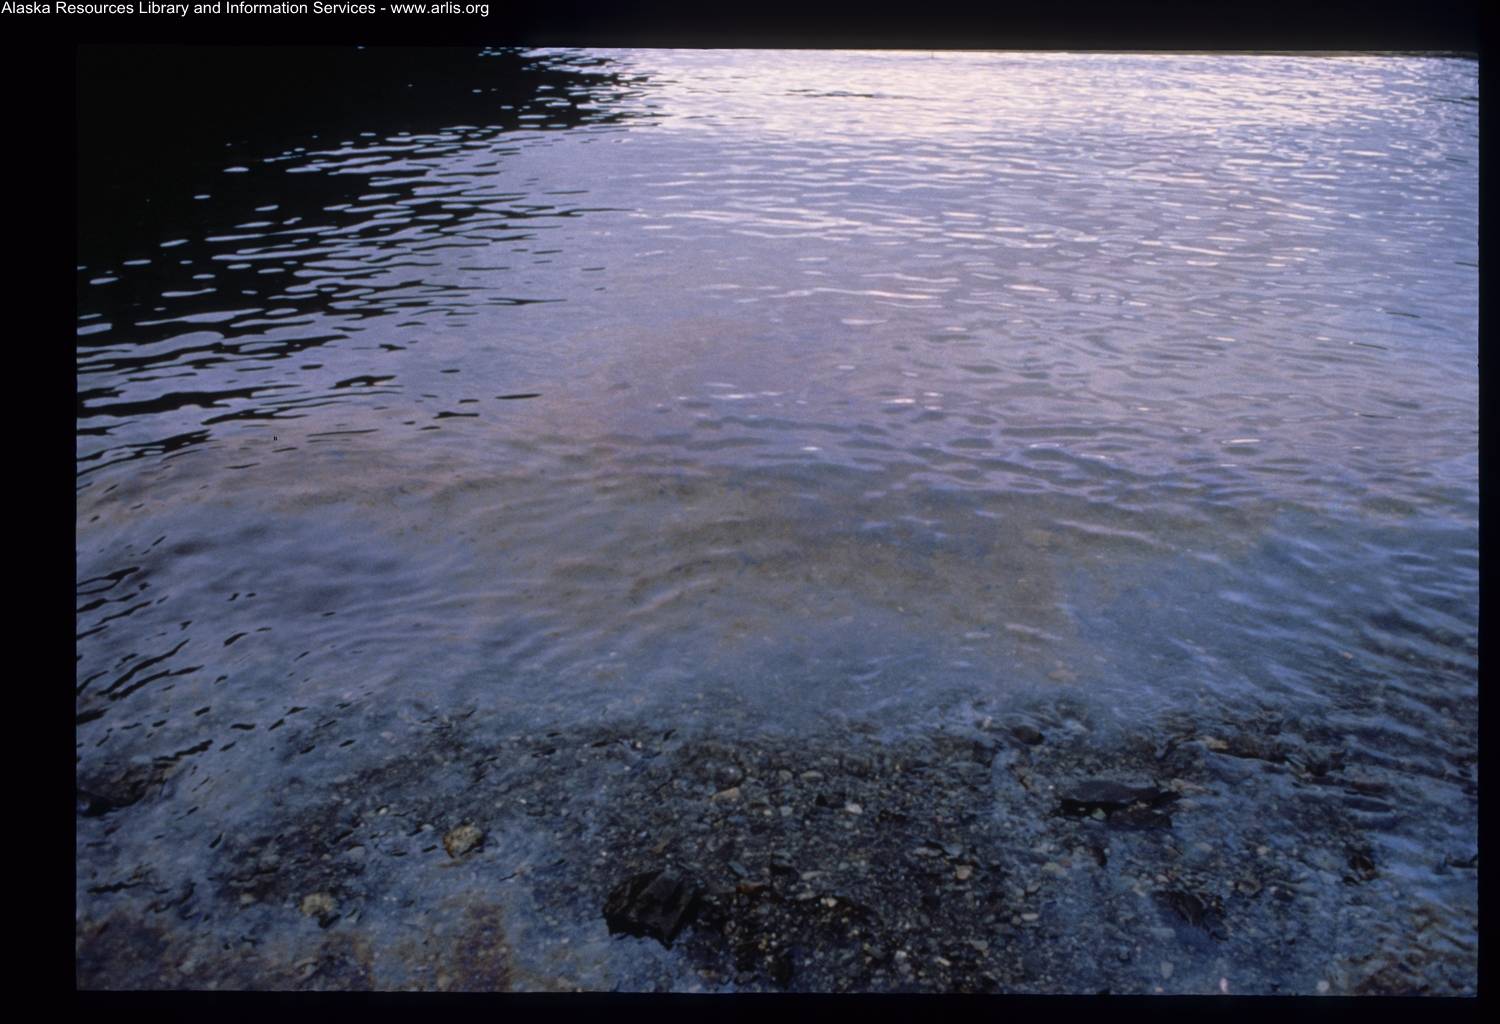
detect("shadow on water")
[77,46,646,266]
[76,47,652,477]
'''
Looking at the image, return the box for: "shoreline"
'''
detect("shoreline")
[76,693,1477,993]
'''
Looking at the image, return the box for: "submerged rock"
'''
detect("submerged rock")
[1057,780,1177,816]
[299,891,339,928]
[1010,725,1045,746]
[443,824,485,859]
[603,869,702,947]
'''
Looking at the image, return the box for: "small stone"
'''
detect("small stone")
[711,786,741,803]
[844,802,863,815]
[299,892,337,927]
[955,865,973,881]
[1011,724,1044,745]
[717,765,745,787]
[1316,980,1330,993]
[443,824,484,858]
[1021,912,1040,922]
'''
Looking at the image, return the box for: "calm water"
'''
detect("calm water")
[77,49,1476,868]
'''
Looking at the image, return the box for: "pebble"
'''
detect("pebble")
[442,824,484,858]
[711,786,742,803]
[955,865,973,881]
[299,892,336,920]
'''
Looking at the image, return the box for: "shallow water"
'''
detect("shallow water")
[76,49,1477,990]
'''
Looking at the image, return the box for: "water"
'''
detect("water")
[76,49,1477,989]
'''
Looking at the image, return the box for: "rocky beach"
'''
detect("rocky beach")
[76,691,1478,993]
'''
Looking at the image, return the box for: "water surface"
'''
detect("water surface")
[76,49,1477,987]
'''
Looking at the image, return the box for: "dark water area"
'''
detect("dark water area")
[75,48,1477,993]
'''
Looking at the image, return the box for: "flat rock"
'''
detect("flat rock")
[1058,780,1177,816]
[603,869,702,947]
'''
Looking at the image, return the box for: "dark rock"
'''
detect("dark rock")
[1222,734,1286,764]
[1011,725,1045,746]
[1057,780,1177,816]
[1293,747,1346,778]
[1345,848,1377,883]
[1108,806,1175,829]
[603,869,702,947]
[770,945,796,988]
[76,764,165,817]
[1153,889,1226,939]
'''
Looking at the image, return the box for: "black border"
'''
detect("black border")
[45,0,1488,1012]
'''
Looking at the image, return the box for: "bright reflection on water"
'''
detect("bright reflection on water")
[77,50,1475,823]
